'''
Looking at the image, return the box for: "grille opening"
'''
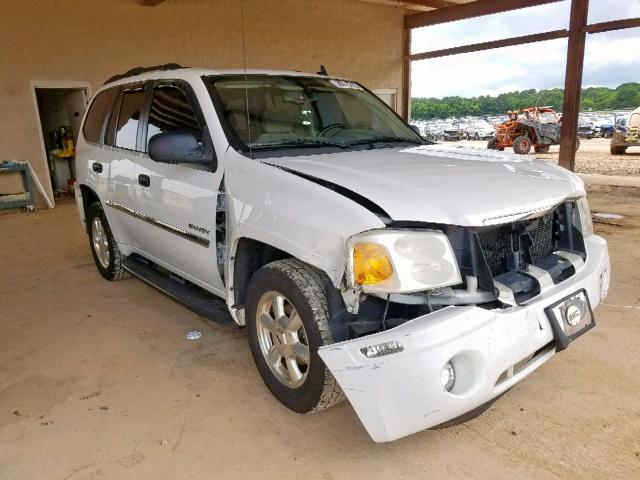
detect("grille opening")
[474,202,586,305]
[477,213,555,277]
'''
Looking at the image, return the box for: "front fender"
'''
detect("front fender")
[225,151,385,285]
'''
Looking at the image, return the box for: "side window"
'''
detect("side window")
[82,88,119,144]
[146,85,202,151]
[113,87,146,150]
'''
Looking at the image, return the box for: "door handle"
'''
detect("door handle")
[138,174,150,187]
[92,162,102,173]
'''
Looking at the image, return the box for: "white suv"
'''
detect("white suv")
[75,65,610,442]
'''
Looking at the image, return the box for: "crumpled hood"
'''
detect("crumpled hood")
[266,144,585,226]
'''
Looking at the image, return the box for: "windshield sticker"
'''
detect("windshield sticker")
[330,79,363,90]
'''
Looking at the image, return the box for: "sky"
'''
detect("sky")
[410,0,640,99]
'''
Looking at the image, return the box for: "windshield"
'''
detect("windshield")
[538,111,557,124]
[205,75,423,154]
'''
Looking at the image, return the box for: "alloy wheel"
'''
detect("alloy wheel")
[256,291,310,388]
[91,217,110,269]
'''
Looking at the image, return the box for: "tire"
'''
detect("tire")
[487,137,503,151]
[610,145,627,155]
[534,145,550,154]
[246,258,344,414]
[512,135,532,155]
[87,202,129,281]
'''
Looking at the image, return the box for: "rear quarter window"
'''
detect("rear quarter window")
[82,88,119,144]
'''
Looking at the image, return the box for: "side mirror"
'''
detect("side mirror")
[148,130,210,165]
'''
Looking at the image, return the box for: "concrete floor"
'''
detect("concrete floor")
[1,194,639,479]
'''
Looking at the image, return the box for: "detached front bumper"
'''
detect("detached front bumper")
[319,235,610,442]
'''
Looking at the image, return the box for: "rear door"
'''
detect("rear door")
[84,84,147,248]
[133,80,224,292]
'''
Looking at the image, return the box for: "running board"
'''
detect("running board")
[122,255,235,327]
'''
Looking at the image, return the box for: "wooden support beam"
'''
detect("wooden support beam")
[405,0,563,29]
[403,0,457,8]
[558,0,589,172]
[402,28,412,121]
[409,29,568,61]
[585,17,640,34]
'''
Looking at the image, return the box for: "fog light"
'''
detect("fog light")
[360,340,404,358]
[441,362,455,392]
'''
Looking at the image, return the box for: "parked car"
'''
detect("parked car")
[598,119,614,138]
[578,118,596,139]
[442,122,462,141]
[75,65,610,442]
[466,120,495,140]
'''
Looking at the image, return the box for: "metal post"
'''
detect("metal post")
[559,0,589,171]
[402,28,412,122]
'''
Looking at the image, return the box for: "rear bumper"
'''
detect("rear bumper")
[319,235,610,442]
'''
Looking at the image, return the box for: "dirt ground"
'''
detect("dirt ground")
[1,194,639,480]
[453,137,640,176]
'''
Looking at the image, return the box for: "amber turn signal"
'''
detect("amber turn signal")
[353,242,393,286]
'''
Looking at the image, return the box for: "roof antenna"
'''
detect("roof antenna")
[318,65,328,76]
[239,0,252,157]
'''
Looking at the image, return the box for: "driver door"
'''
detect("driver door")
[133,80,224,292]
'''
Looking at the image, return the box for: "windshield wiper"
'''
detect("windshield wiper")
[248,139,352,150]
[347,136,426,147]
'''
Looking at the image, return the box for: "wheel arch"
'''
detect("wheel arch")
[229,236,349,337]
[232,237,292,313]
[78,184,100,233]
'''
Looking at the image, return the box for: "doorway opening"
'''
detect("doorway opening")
[32,83,90,202]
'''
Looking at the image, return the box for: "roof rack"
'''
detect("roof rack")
[103,63,186,85]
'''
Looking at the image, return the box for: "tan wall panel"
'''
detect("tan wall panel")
[0,0,405,207]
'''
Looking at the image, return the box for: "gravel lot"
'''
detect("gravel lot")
[453,137,640,176]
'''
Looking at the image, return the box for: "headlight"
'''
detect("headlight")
[577,196,593,237]
[346,229,462,293]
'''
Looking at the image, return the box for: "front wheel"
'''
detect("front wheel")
[246,259,344,413]
[487,137,504,151]
[610,144,627,155]
[87,202,129,281]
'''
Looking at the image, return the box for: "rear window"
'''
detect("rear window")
[82,88,119,143]
[113,88,146,150]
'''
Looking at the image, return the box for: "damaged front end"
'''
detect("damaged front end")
[331,199,589,340]
[319,198,610,442]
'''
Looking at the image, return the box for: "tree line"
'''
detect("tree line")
[411,83,640,120]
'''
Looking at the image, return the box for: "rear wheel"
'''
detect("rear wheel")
[513,135,532,155]
[534,145,550,154]
[246,259,344,413]
[87,202,128,281]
